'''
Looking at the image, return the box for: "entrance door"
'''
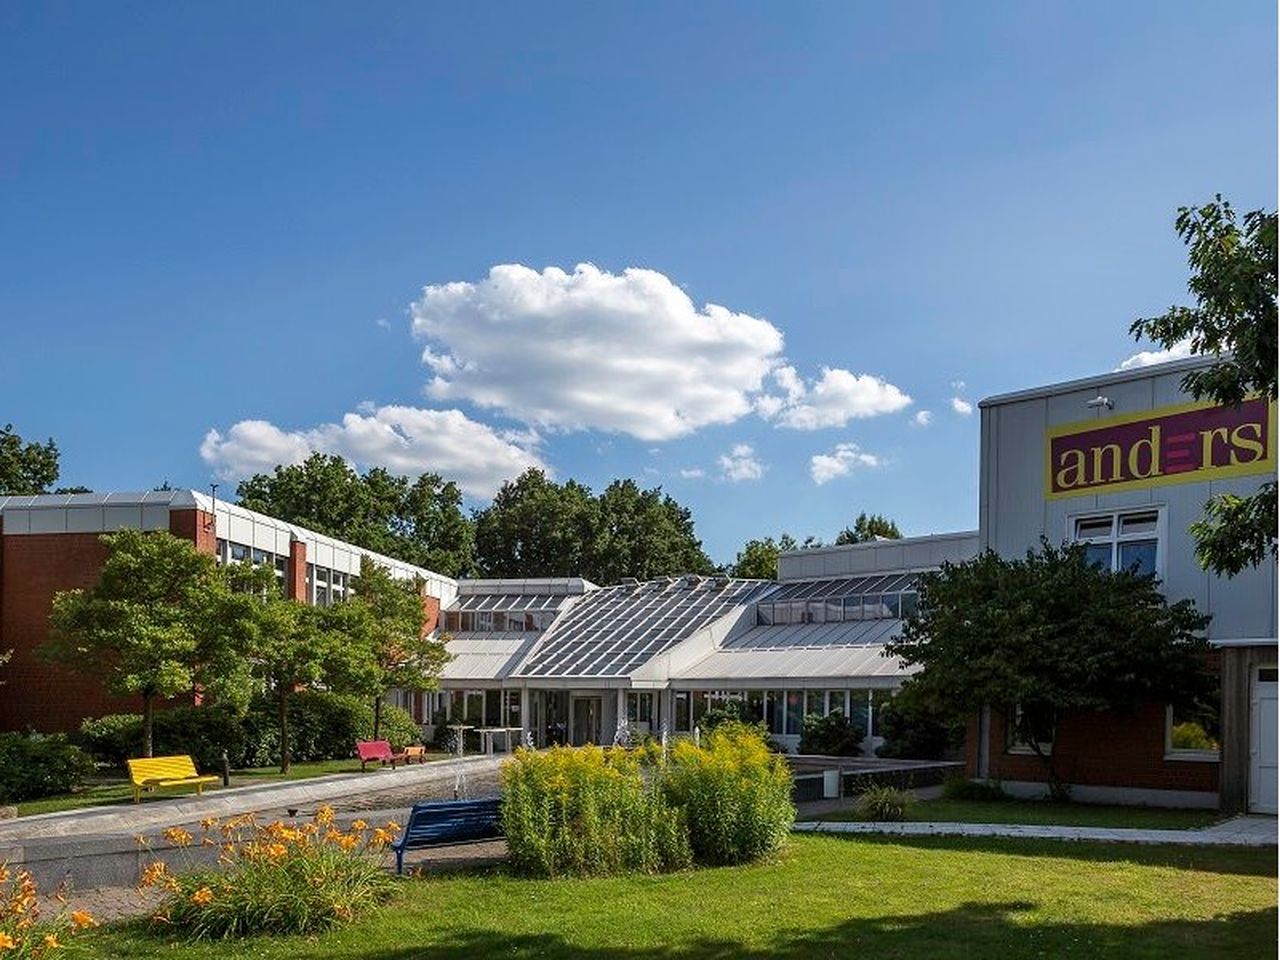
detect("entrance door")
[1249,666,1278,814]
[571,697,602,745]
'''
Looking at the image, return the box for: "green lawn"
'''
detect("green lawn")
[816,797,1221,830]
[84,834,1275,959]
[15,757,446,817]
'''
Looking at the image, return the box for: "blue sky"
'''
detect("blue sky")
[1,2,1275,565]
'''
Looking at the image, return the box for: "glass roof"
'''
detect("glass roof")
[765,574,919,604]
[452,593,571,612]
[516,577,774,678]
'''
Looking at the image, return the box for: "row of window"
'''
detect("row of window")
[306,563,350,607]
[672,688,893,738]
[757,592,919,627]
[441,610,558,633]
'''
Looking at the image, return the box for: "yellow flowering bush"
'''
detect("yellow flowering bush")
[0,864,97,958]
[137,807,397,939]
[663,722,795,865]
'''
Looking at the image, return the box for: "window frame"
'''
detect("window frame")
[1005,703,1056,756]
[1067,506,1167,580]
[1163,704,1222,762]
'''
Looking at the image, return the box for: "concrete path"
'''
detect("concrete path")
[793,814,1278,847]
[0,755,501,843]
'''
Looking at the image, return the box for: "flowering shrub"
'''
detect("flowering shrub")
[663,722,794,865]
[0,864,97,958]
[138,806,397,938]
[501,745,691,878]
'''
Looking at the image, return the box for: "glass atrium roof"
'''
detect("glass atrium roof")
[763,574,918,603]
[453,593,572,612]
[516,576,774,678]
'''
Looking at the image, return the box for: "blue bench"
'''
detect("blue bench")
[391,798,503,875]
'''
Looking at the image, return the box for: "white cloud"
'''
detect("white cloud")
[950,397,974,416]
[761,366,912,430]
[679,467,706,479]
[200,405,546,499]
[1118,338,1195,370]
[950,379,966,391]
[375,317,391,330]
[717,444,765,482]
[410,263,785,442]
[809,442,884,485]
[912,410,933,427]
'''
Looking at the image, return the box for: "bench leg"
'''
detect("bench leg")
[396,849,405,875]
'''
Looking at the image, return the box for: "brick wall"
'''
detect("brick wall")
[287,541,307,601]
[0,531,143,732]
[421,593,441,635]
[967,703,1219,794]
[168,509,217,555]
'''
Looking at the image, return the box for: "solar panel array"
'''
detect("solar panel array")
[516,577,775,678]
[765,573,917,602]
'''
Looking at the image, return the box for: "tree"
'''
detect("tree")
[43,530,230,757]
[237,454,476,577]
[592,479,716,584]
[0,424,60,495]
[474,469,714,583]
[729,533,821,579]
[1130,196,1277,576]
[886,540,1211,799]
[334,556,450,739]
[214,562,365,773]
[835,512,902,544]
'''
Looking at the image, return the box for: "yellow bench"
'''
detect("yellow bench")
[126,755,220,804]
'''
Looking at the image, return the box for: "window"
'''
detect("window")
[805,690,824,718]
[756,603,774,626]
[1006,703,1055,755]
[1167,677,1221,759]
[764,690,785,735]
[825,690,849,717]
[785,690,804,735]
[627,691,654,725]
[230,542,250,563]
[1073,509,1161,577]
[674,691,691,732]
[444,611,461,632]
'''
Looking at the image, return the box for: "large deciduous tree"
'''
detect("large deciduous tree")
[43,530,233,757]
[237,454,475,577]
[887,541,1211,799]
[474,469,714,583]
[1130,196,1277,577]
[835,512,902,544]
[0,424,61,495]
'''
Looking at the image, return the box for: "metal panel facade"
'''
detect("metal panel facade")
[980,361,1277,642]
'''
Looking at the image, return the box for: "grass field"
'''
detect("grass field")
[15,756,446,817]
[816,797,1222,830]
[83,833,1276,959]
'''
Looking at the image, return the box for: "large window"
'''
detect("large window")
[1167,678,1221,759]
[1006,702,1056,755]
[1073,509,1161,577]
[627,691,655,726]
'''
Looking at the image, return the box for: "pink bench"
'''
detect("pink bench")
[356,739,406,772]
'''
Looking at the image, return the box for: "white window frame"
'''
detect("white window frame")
[1067,506,1167,580]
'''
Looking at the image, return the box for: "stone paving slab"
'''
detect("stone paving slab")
[793,814,1278,847]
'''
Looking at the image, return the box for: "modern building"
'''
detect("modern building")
[970,356,1277,813]
[0,489,457,732]
[430,532,978,752]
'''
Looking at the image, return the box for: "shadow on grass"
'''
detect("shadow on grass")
[270,901,1277,960]
[813,830,1278,877]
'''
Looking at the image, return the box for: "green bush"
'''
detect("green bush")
[798,710,865,756]
[501,745,691,878]
[875,689,964,760]
[1171,721,1217,751]
[0,732,96,803]
[240,692,422,767]
[80,694,422,770]
[78,713,145,766]
[664,722,794,866]
[855,786,914,822]
[942,777,1009,802]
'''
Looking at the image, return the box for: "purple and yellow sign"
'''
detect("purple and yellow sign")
[1045,397,1277,499]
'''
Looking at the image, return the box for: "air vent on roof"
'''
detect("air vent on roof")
[619,577,639,588]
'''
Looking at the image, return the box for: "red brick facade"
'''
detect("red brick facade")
[287,540,307,601]
[421,593,441,636]
[0,529,143,732]
[966,702,1219,795]
[168,508,217,555]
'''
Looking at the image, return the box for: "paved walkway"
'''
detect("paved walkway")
[793,814,1278,847]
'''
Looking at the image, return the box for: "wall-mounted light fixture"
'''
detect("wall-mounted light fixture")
[1086,395,1114,411]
